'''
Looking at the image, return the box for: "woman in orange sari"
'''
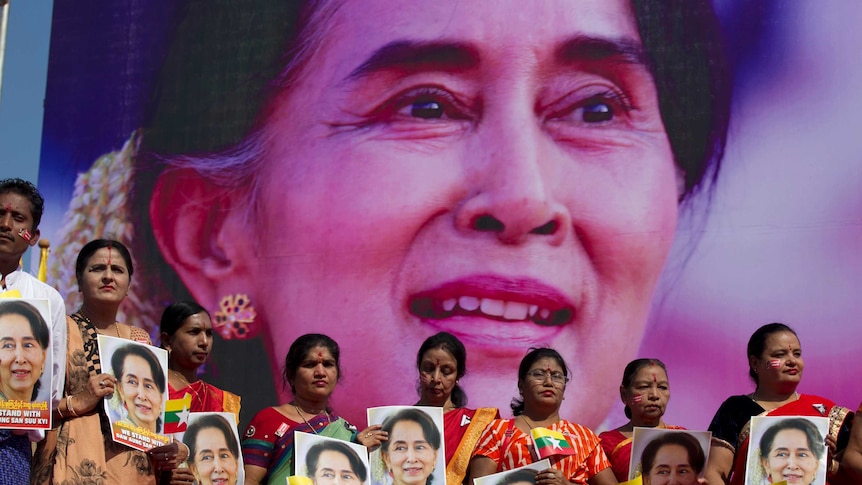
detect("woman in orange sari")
[469,348,616,485]
[704,323,853,485]
[413,332,499,484]
[159,301,240,417]
[599,358,685,482]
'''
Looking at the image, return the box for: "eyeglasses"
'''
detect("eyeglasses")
[526,369,568,385]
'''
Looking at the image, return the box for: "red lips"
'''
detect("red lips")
[409,274,574,324]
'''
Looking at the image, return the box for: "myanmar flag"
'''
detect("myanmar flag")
[164,393,192,434]
[531,427,575,459]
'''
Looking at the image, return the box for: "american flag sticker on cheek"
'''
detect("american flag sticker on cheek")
[18,228,32,242]
[632,395,644,403]
[767,360,781,368]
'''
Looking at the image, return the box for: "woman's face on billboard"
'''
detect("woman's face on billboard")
[203,0,677,424]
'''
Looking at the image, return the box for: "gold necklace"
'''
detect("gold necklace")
[170,369,192,386]
[171,369,204,402]
[293,403,330,434]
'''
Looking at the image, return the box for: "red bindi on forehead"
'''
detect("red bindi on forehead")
[4,204,11,211]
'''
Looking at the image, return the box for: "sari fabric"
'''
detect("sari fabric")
[473,418,611,485]
[168,381,241,420]
[598,425,685,482]
[444,407,499,485]
[31,315,155,485]
[241,407,355,485]
[708,393,852,485]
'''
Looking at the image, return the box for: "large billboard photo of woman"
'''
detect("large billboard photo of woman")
[35,1,861,429]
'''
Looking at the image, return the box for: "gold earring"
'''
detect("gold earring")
[213,294,257,339]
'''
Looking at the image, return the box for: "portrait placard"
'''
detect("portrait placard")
[0,298,53,429]
[182,412,245,485]
[295,431,370,485]
[98,335,170,451]
[366,406,445,485]
[745,416,828,485]
[629,428,711,482]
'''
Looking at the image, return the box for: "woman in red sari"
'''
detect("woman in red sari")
[599,358,685,482]
[413,332,499,485]
[160,301,241,417]
[704,323,853,485]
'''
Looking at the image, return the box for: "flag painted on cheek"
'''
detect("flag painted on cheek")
[531,427,575,459]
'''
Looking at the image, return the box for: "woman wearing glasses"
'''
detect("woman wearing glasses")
[468,348,616,485]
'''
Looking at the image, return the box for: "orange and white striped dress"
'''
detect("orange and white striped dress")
[473,419,611,484]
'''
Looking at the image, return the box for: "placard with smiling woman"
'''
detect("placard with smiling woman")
[296,431,370,485]
[0,298,53,430]
[367,406,446,485]
[745,416,829,485]
[183,412,245,485]
[98,334,171,451]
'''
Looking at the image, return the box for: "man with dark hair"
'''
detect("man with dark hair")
[0,177,66,481]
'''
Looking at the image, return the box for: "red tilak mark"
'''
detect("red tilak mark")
[435,359,440,365]
[545,365,552,372]
[4,204,11,211]
[652,373,657,383]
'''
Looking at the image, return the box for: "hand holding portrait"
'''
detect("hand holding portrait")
[356,424,388,450]
[73,372,117,414]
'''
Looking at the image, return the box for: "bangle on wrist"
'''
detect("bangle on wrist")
[57,399,66,419]
[67,395,79,418]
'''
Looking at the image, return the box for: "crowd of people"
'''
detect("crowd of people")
[1,177,862,485]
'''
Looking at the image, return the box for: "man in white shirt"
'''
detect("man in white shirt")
[0,178,67,478]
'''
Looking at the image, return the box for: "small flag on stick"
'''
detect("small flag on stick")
[164,393,192,433]
[531,427,575,459]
